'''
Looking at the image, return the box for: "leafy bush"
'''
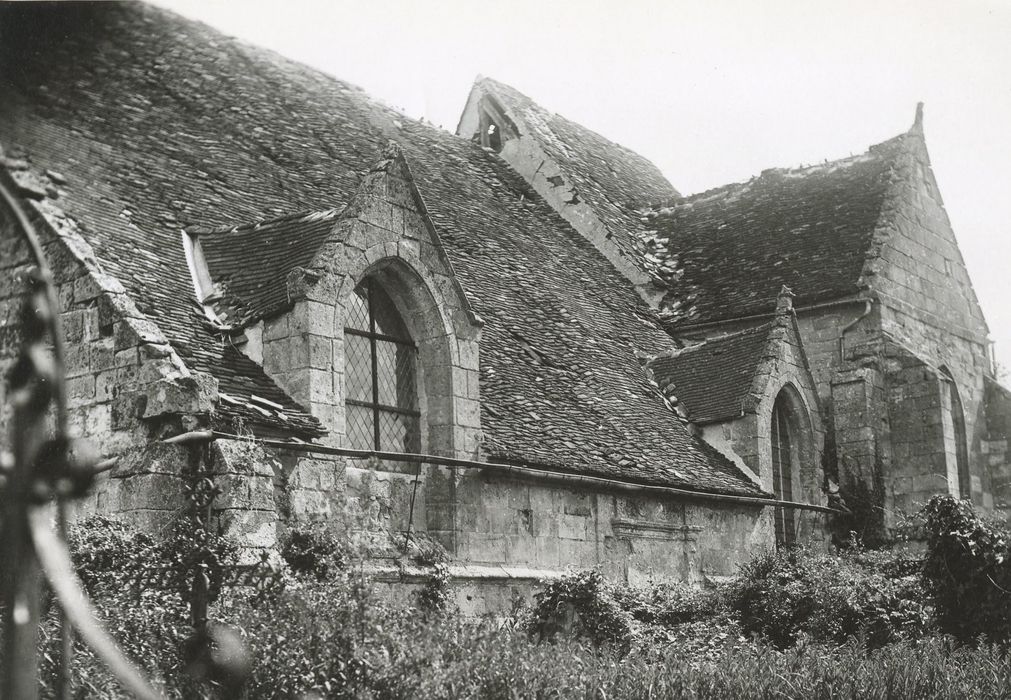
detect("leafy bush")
[280,525,352,581]
[67,514,238,602]
[416,562,453,614]
[227,571,385,697]
[921,495,1011,643]
[725,547,932,648]
[34,509,1011,698]
[526,570,634,651]
[38,516,209,698]
[33,514,247,698]
[617,579,726,627]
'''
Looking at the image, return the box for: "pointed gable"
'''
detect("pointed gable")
[0,2,763,496]
[642,132,909,327]
[458,77,678,291]
[863,108,989,342]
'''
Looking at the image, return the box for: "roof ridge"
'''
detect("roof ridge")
[476,75,678,187]
[654,130,911,210]
[143,2,374,100]
[187,206,345,237]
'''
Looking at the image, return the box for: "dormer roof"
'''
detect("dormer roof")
[0,2,763,495]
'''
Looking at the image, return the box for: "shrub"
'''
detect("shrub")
[280,525,352,581]
[228,571,384,698]
[416,562,453,614]
[65,514,238,605]
[526,570,634,651]
[921,495,1011,643]
[34,514,247,698]
[725,546,932,648]
[617,579,726,627]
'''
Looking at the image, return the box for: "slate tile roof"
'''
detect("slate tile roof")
[0,2,763,495]
[647,322,775,424]
[640,134,911,327]
[477,78,679,275]
[195,209,344,325]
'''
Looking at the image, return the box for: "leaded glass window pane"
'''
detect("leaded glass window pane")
[377,409,420,453]
[346,404,375,450]
[345,334,373,402]
[343,277,420,452]
[375,340,399,406]
[345,287,370,331]
[771,396,796,548]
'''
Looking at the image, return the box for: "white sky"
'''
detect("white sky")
[155,0,1011,371]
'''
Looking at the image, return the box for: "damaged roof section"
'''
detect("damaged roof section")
[641,131,913,327]
[0,2,763,495]
[646,322,776,425]
[192,208,344,326]
[471,77,679,277]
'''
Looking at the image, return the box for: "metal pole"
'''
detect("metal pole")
[179,430,845,515]
[1,170,74,700]
[403,460,422,550]
[2,395,45,700]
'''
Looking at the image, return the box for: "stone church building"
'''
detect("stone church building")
[1,3,1007,605]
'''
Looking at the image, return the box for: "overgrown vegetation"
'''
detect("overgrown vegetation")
[35,494,1011,698]
[921,495,1011,643]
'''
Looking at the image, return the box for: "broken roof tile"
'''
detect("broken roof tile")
[642,135,911,327]
[0,1,762,496]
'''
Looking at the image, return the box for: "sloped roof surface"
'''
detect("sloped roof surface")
[196,208,343,325]
[478,78,679,272]
[0,2,762,495]
[648,322,774,424]
[641,135,909,327]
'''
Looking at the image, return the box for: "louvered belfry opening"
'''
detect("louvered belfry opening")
[771,392,797,548]
[344,278,421,453]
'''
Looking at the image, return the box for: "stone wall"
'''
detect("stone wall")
[983,378,1011,519]
[680,306,828,526]
[0,182,218,532]
[448,470,778,585]
[254,440,787,586]
[880,343,949,517]
[254,149,483,554]
[867,134,991,509]
[685,302,873,409]
[692,297,991,526]
[257,149,482,462]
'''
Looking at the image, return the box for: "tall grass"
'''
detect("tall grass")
[36,513,1011,699]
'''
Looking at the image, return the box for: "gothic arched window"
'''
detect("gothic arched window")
[343,278,421,453]
[941,368,971,499]
[771,391,798,548]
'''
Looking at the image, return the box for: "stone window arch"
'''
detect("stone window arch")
[769,384,813,548]
[339,258,459,457]
[940,366,971,499]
